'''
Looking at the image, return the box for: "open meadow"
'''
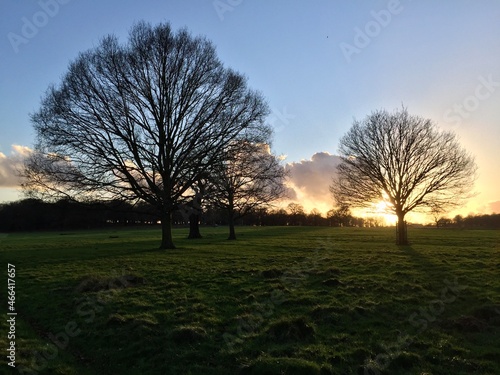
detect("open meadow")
[1,226,499,375]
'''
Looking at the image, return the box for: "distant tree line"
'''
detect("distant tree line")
[0,199,380,232]
[0,199,157,232]
[1,199,497,233]
[433,214,500,229]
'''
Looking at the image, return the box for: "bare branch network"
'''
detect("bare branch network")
[207,140,287,239]
[22,22,272,248]
[331,107,477,244]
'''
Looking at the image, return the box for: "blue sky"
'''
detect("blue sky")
[1,0,499,218]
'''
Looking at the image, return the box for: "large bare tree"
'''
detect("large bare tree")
[22,22,269,249]
[209,140,287,240]
[330,107,477,245]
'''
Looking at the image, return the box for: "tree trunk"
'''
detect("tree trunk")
[228,209,236,240]
[188,213,202,239]
[160,211,176,249]
[396,213,408,245]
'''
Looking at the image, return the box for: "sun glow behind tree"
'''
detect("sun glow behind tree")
[331,107,477,244]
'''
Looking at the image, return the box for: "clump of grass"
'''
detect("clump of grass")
[74,276,109,292]
[309,305,343,324]
[75,274,145,292]
[172,325,207,344]
[389,351,422,371]
[317,267,342,276]
[448,316,488,332]
[240,356,321,375]
[322,278,343,287]
[471,304,500,322]
[262,268,284,279]
[106,313,158,329]
[106,313,127,326]
[266,317,315,343]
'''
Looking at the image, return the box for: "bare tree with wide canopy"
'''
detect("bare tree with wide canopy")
[208,140,287,240]
[330,107,477,245]
[23,22,269,249]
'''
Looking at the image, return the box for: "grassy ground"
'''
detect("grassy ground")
[0,226,499,374]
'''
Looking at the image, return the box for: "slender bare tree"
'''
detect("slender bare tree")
[209,140,287,240]
[22,22,269,249]
[330,107,477,245]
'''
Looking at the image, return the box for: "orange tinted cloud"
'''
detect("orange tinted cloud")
[488,201,500,214]
[0,145,31,187]
[284,152,341,213]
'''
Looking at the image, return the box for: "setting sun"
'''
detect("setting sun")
[373,201,397,226]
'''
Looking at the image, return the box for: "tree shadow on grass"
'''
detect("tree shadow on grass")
[398,244,459,278]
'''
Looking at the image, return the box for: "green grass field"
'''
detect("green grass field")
[0,226,499,375]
